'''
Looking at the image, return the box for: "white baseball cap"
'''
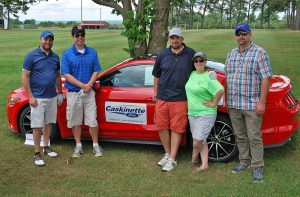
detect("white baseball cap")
[169,27,183,38]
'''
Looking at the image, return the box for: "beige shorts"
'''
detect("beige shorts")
[30,97,57,128]
[66,90,98,128]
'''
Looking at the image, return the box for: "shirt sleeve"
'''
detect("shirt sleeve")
[207,79,224,97]
[61,51,70,75]
[257,50,273,80]
[93,50,101,73]
[152,53,162,78]
[22,54,33,72]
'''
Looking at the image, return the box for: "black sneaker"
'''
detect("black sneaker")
[34,152,45,166]
[43,146,58,157]
[253,168,264,183]
[231,162,250,173]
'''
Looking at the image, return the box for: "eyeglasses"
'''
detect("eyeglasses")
[235,31,248,36]
[75,33,85,38]
[193,59,205,63]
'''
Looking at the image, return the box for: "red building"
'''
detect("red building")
[81,21,109,30]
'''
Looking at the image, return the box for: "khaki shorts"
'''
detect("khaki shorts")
[154,99,188,133]
[30,97,57,128]
[66,90,98,128]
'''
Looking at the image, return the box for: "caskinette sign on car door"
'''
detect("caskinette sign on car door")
[105,102,147,124]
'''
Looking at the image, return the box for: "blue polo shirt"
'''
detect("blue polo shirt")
[152,44,195,101]
[23,47,60,98]
[61,44,101,91]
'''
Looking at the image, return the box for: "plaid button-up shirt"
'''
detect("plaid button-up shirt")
[225,43,272,110]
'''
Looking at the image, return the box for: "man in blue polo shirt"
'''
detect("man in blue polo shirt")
[61,25,103,158]
[22,30,63,166]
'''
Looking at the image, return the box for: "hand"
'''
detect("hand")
[203,100,216,108]
[29,96,38,107]
[208,71,217,80]
[152,92,157,103]
[82,84,92,93]
[57,93,64,106]
[78,89,87,98]
[255,102,266,115]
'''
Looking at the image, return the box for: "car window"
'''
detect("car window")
[100,64,154,87]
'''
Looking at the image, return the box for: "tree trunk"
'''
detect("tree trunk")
[247,0,251,23]
[261,1,265,28]
[148,0,171,54]
[295,3,300,30]
[228,0,233,29]
[201,0,208,28]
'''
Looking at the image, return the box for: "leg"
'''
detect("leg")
[244,110,264,168]
[159,130,171,154]
[192,140,201,163]
[169,131,182,160]
[89,126,99,144]
[72,126,82,144]
[33,128,43,153]
[43,123,51,147]
[199,142,209,170]
[228,109,251,164]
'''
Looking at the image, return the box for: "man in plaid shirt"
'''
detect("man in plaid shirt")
[225,23,272,183]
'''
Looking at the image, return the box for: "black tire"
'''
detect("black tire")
[207,113,238,162]
[18,105,60,143]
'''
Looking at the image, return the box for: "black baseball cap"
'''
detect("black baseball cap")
[71,25,85,36]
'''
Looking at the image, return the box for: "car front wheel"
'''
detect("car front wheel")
[18,105,60,143]
[207,113,238,162]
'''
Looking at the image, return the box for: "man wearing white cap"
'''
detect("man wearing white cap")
[152,27,196,172]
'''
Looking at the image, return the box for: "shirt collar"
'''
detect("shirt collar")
[72,44,89,55]
[168,43,186,55]
[37,46,53,55]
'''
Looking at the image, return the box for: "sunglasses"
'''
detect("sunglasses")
[235,31,248,36]
[75,33,85,38]
[194,59,205,63]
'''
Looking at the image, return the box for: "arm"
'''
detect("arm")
[153,77,159,102]
[203,89,224,107]
[256,77,270,115]
[88,72,99,88]
[63,74,92,92]
[56,70,63,93]
[22,70,38,107]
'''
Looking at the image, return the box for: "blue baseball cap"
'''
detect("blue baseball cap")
[235,23,251,33]
[40,30,54,40]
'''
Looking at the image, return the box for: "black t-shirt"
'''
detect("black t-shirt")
[152,44,195,102]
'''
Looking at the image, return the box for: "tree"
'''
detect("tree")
[0,0,36,29]
[91,0,171,57]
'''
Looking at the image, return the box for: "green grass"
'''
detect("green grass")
[0,29,299,196]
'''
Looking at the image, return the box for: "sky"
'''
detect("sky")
[17,0,123,21]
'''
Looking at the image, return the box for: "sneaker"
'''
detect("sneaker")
[162,158,177,172]
[72,146,83,158]
[231,162,250,174]
[43,146,58,157]
[253,168,264,183]
[93,145,104,157]
[157,153,169,167]
[34,152,45,166]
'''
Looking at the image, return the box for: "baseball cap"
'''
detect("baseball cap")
[40,30,54,40]
[71,25,85,36]
[169,27,183,38]
[192,52,207,61]
[235,23,251,33]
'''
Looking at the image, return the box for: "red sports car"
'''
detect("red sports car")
[6,57,300,162]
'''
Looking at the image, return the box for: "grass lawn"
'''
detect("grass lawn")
[0,29,299,196]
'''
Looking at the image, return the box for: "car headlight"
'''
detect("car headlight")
[9,97,20,106]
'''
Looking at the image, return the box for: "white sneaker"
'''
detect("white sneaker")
[72,146,83,158]
[34,153,45,166]
[162,158,177,172]
[157,153,169,166]
[93,145,104,157]
[43,146,58,157]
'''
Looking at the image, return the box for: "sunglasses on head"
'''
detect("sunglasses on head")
[74,33,85,38]
[235,31,248,36]
[194,59,205,63]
